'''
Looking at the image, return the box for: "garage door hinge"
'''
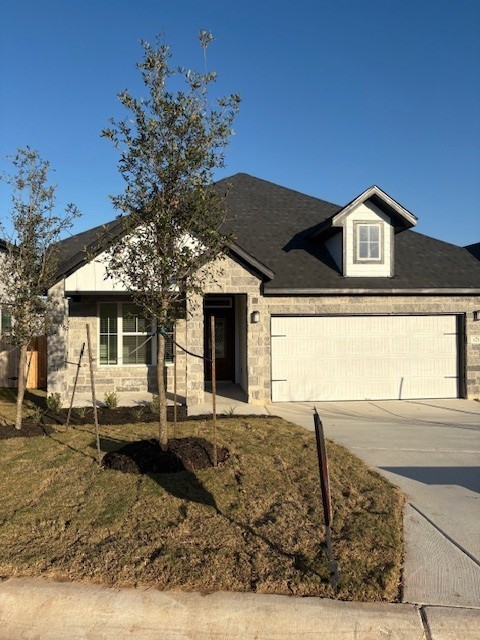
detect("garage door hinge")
[271,334,286,338]
[272,379,287,383]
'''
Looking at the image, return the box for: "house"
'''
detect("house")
[47,174,480,406]
[466,242,480,261]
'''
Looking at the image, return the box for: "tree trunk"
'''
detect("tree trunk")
[15,343,29,430]
[157,331,168,450]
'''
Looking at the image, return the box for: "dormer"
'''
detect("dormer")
[310,186,417,277]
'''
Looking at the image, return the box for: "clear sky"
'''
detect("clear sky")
[1,0,479,246]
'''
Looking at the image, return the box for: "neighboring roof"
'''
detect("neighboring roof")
[309,185,417,239]
[55,173,480,294]
[465,242,480,260]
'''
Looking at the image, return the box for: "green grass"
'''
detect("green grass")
[0,414,404,601]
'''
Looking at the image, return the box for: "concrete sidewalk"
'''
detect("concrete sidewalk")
[1,578,480,640]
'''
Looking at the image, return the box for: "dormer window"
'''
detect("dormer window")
[355,222,383,262]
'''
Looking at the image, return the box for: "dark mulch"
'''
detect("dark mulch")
[54,405,187,426]
[0,421,54,439]
[102,437,230,474]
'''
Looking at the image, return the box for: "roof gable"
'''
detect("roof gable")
[310,185,417,239]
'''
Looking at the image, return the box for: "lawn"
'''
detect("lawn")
[0,397,404,602]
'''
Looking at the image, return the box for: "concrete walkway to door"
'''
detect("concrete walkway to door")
[267,399,480,608]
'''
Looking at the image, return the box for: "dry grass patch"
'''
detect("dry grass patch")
[0,416,404,601]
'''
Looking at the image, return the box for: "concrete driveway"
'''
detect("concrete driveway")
[267,399,480,608]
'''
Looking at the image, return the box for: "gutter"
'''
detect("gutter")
[264,288,480,296]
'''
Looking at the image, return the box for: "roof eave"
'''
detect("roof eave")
[264,287,480,296]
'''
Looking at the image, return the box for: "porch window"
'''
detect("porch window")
[122,303,152,365]
[98,302,174,365]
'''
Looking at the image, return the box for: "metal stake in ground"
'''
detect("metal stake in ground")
[65,342,85,430]
[210,315,217,468]
[313,407,339,590]
[86,324,102,466]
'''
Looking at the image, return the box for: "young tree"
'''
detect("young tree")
[0,148,79,429]
[102,31,240,449]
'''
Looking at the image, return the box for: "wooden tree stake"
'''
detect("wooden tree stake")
[211,315,217,467]
[65,342,85,430]
[173,324,177,438]
[86,324,102,466]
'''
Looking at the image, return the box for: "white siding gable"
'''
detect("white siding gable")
[64,250,127,292]
[343,201,393,277]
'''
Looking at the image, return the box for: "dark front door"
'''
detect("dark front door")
[204,307,235,382]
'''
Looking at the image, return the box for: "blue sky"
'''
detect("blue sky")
[1,0,479,246]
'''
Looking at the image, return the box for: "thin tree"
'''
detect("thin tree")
[0,148,79,429]
[102,31,240,450]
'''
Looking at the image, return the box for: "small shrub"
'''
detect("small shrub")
[104,391,118,410]
[75,406,88,419]
[46,393,62,414]
[149,395,159,414]
[134,406,146,421]
[31,407,44,424]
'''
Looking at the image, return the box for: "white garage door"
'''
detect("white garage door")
[271,315,459,401]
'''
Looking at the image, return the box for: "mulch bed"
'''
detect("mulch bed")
[102,437,230,474]
[0,421,54,439]
[55,405,188,426]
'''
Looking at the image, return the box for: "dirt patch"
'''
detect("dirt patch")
[103,437,230,474]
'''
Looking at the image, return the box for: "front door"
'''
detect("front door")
[204,305,235,382]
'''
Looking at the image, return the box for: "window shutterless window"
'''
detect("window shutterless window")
[356,223,381,261]
[99,302,153,366]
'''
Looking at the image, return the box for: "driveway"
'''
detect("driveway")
[267,399,480,608]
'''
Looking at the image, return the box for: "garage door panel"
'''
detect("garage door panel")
[271,315,459,402]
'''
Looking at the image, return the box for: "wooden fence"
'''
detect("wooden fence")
[0,336,47,389]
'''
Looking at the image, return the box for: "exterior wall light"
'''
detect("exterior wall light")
[474,310,480,322]
[251,310,260,324]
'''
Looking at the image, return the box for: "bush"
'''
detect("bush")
[149,395,159,414]
[104,391,118,410]
[46,393,62,414]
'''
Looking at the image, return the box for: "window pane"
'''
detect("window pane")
[1,308,11,333]
[369,225,379,242]
[100,303,117,334]
[359,226,369,242]
[123,335,152,365]
[358,242,369,259]
[100,334,118,365]
[369,242,380,259]
[122,303,151,333]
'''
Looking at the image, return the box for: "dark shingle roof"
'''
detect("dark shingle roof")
[56,173,480,292]
[0,238,7,253]
[217,174,480,291]
[465,242,480,260]
[54,218,125,279]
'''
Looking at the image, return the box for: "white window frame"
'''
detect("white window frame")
[98,302,156,367]
[355,222,383,263]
